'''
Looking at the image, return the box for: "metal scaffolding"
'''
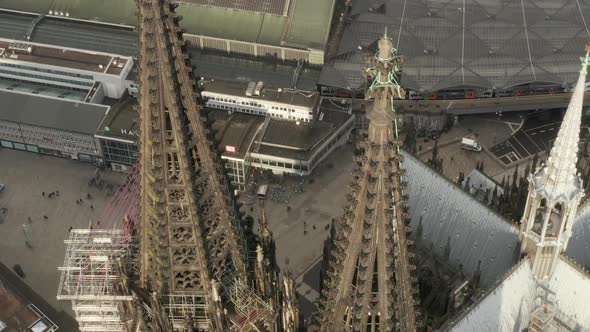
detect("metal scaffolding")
[222,276,274,331]
[57,229,133,332]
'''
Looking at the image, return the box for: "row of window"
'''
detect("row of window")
[0,123,94,145]
[0,68,94,87]
[0,62,94,80]
[209,102,312,122]
[207,95,263,108]
[0,124,97,153]
[101,139,139,165]
[250,156,310,172]
[205,93,312,116]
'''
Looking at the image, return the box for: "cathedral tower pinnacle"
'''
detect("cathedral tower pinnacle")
[317,30,420,331]
[519,46,590,279]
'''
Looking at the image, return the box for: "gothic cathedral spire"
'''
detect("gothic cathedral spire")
[317,30,420,331]
[519,47,590,279]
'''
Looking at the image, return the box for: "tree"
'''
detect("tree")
[457,172,465,185]
[404,120,417,153]
[431,139,439,165]
[491,185,498,207]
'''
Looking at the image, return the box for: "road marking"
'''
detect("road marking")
[540,130,546,133]
[505,141,522,159]
[523,131,542,152]
[531,132,536,135]
[512,136,531,156]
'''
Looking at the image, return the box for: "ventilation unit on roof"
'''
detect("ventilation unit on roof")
[8,42,33,55]
[253,81,264,96]
[246,81,256,96]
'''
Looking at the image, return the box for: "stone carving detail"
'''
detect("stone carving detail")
[173,247,197,265]
[171,226,194,243]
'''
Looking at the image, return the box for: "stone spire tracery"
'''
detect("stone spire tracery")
[519,47,590,279]
[317,31,420,331]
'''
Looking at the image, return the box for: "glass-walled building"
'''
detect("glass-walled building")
[94,97,138,172]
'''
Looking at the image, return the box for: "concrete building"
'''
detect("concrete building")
[0,38,134,99]
[0,90,107,162]
[0,277,59,332]
[214,98,355,190]
[93,95,354,190]
[0,9,323,92]
[200,79,320,122]
[0,0,336,65]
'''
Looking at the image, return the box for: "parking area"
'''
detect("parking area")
[490,109,590,165]
[0,148,124,315]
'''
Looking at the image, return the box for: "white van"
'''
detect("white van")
[461,138,482,152]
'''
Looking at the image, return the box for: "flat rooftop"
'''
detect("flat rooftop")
[0,0,334,50]
[0,11,322,90]
[0,90,108,135]
[200,79,320,109]
[261,119,333,151]
[0,263,60,332]
[257,108,352,160]
[95,96,137,142]
[215,112,265,159]
[0,38,125,75]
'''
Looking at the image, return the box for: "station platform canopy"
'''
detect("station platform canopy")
[319,0,590,93]
[0,0,335,51]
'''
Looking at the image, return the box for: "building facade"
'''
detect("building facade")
[200,79,320,123]
[0,39,134,99]
[0,90,107,162]
[221,107,355,190]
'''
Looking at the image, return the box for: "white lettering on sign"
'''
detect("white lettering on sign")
[121,128,136,137]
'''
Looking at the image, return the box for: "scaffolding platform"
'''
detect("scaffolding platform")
[57,229,133,332]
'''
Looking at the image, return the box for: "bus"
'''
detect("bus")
[257,184,269,200]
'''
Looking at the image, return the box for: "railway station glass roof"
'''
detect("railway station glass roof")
[320,0,590,92]
[0,0,335,50]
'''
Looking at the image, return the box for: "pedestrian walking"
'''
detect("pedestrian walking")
[87,193,92,199]
[68,226,73,232]
[43,215,48,220]
[56,190,59,196]
[90,205,94,210]
[42,192,45,197]
[27,216,32,223]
